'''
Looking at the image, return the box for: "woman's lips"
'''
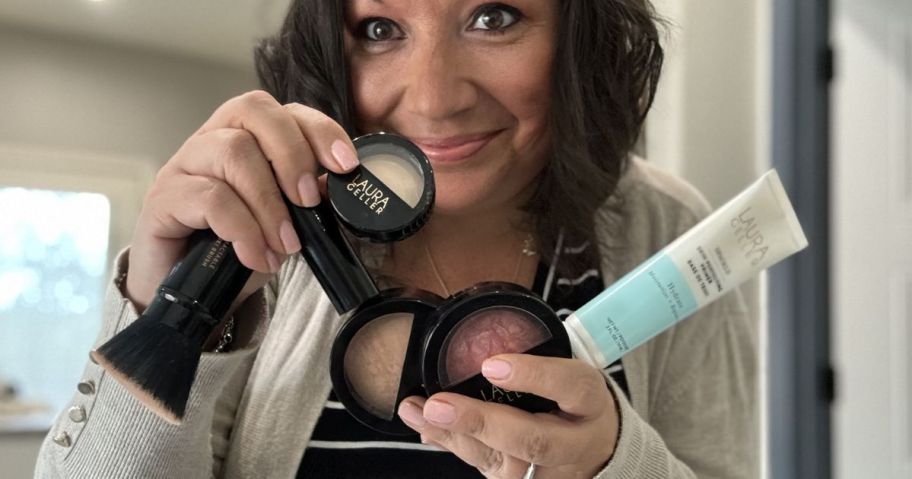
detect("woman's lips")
[409,130,502,164]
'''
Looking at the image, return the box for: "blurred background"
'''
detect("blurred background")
[0,0,908,478]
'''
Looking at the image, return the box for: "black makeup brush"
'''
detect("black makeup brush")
[90,200,378,424]
[90,230,251,424]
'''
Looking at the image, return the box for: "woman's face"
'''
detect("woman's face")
[345,0,558,217]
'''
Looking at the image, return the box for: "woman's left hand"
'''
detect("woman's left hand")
[397,354,620,479]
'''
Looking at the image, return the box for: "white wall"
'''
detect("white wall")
[0,23,257,163]
[647,0,769,206]
[645,2,770,476]
[832,1,912,477]
[0,24,256,479]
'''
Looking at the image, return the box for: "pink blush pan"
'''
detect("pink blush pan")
[441,307,551,387]
[420,282,572,414]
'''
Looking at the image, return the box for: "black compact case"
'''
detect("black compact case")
[326,134,573,435]
[330,288,443,435]
[421,283,572,413]
[328,133,434,243]
[323,133,440,435]
[330,283,573,435]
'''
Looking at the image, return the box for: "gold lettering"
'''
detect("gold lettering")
[347,174,392,216]
[373,197,388,214]
[479,384,525,404]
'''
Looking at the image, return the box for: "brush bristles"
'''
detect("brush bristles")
[92,314,202,424]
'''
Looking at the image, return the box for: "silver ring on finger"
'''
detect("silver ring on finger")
[522,463,537,479]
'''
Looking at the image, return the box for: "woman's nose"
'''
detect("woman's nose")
[400,40,478,121]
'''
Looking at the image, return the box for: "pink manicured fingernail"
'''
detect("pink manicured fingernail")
[331,140,359,171]
[398,401,425,429]
[265,249,282,273]
[278,220,301,254]
[423,400,456,425]
[482,359,512,380]
[297,173,321,207]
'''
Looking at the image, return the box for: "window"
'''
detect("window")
[0,145,153,431]
[0,188,111,428]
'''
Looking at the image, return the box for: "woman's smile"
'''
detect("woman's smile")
[346,0,556,215]
[407,129,505,165]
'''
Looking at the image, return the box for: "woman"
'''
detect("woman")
[35,0,757,477]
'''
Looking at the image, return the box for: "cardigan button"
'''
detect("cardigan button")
[68,406,87,423]
[52,432,72,447]
[77,380,96,395]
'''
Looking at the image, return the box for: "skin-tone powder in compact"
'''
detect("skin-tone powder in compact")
[343,312,415,419]
[328,132,434,243]
[331,289,444,435]
[332,283,572,434]
[327,133,441,435]
[360,153,423,208]
[422,282,572,413]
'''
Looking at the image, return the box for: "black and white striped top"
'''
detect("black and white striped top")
[297,240,628,478]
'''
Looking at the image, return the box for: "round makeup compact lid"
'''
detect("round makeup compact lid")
[328,132,434,243]
[330,288,443,435]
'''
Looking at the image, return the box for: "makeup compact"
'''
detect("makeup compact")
[330,282,573,435]
[321,132,442,435]
[325,133,571,434]
[328,132,434,242]
[330,289,443,435]
[293,132,436,312]
[422,282,572,413]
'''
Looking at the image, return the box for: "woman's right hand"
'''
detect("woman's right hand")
[125,90,360,311]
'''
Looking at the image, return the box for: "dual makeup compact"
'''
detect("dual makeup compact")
[317,133,571,436]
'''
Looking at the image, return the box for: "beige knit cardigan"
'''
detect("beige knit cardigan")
[35,158,758,478]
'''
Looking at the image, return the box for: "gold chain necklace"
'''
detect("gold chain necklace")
[423,233,537,296]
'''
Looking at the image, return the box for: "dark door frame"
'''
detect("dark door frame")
[768,0,833,478]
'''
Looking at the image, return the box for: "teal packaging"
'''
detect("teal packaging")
[565,170,808,368]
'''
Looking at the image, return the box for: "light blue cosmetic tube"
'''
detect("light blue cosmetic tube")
[564,170,808,369]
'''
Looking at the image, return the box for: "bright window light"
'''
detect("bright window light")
[0,187,111,429]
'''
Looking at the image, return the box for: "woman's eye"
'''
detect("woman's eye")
[469,4,522,32]
[359,18,404,41]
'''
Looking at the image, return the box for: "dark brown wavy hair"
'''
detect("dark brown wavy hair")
[255,0,664,275]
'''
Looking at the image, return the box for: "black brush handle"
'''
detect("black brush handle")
[159,230,252,320]
[286,199,378,314]
[148,230,252,345]
[147,195,378,347]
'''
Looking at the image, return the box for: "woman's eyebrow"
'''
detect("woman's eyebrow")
[347,0,389,11]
